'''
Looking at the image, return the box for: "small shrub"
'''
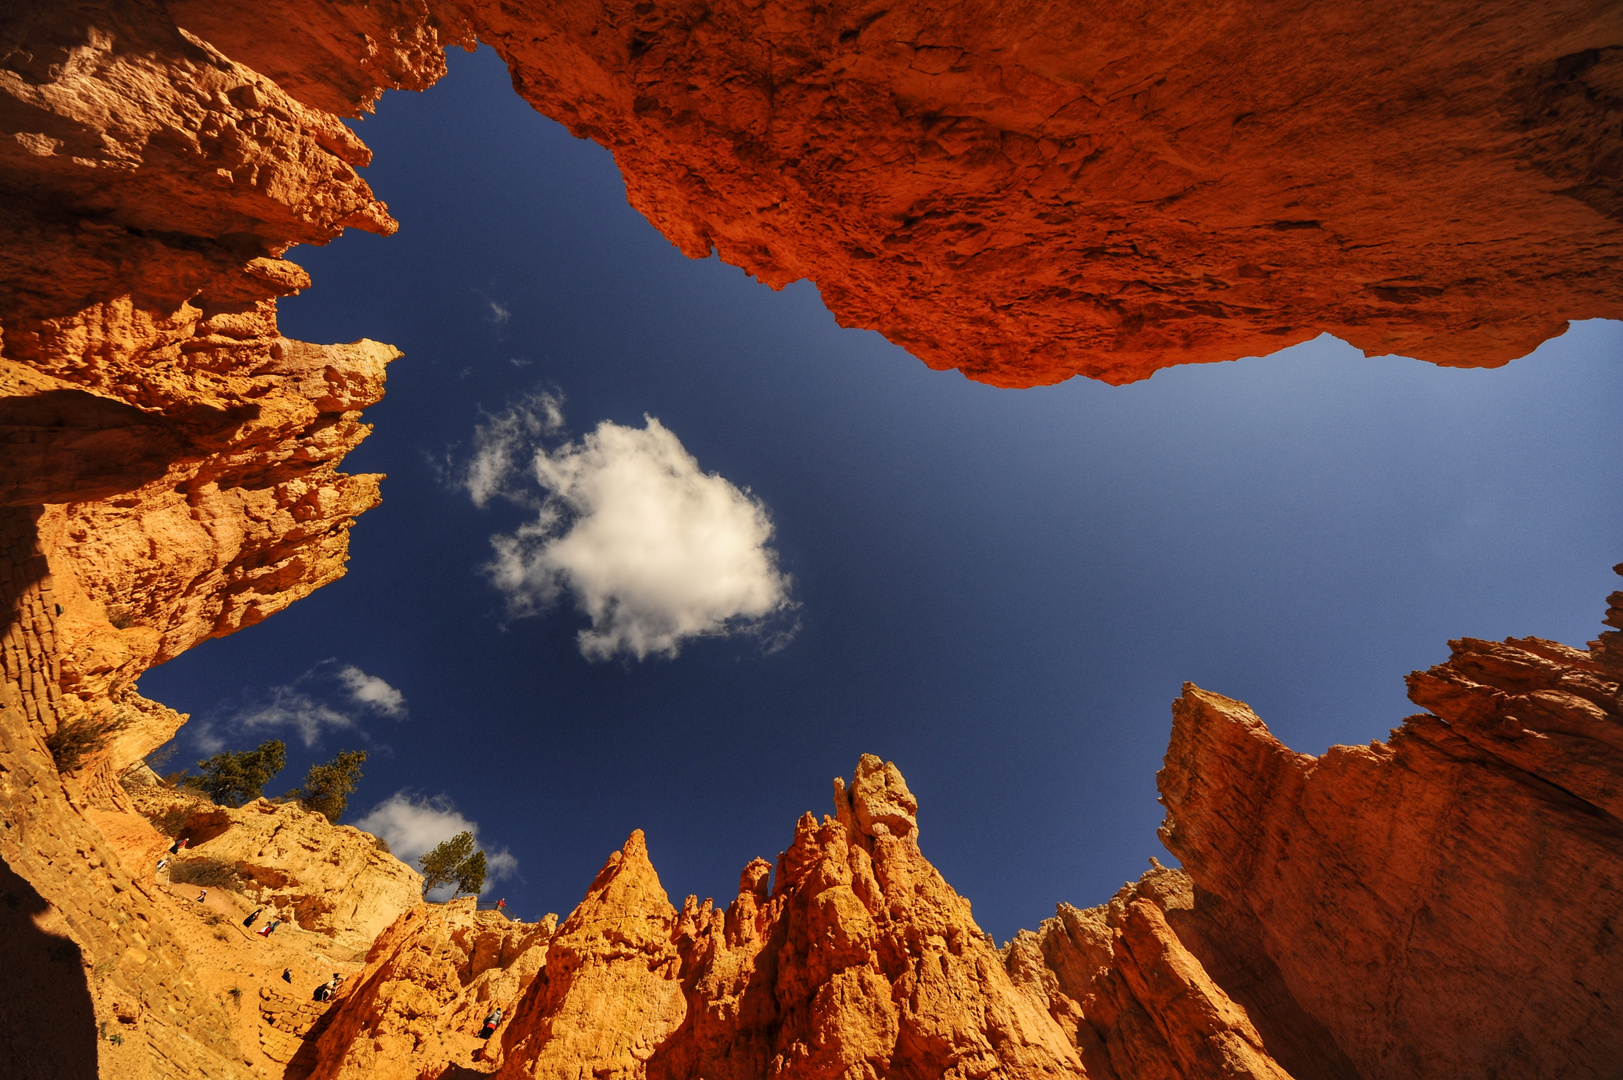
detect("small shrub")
[168,857,250,893]
[106,604,137,630]
[45,713,132,774]
[228,986,243,1005]
[107,1033,124,1046]
[371,834,392,856]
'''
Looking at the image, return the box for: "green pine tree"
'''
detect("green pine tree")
[180,740,286,807]
[454,849,488,897]
[418,831,489,896]
[287,749,368,824]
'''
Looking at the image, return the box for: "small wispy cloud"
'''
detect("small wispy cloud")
[190,661,407,752]
[472,287,513,328]
[353,792,519,898]
[334,665,406,718]
[462,391,566,509]
[458,395,796,661]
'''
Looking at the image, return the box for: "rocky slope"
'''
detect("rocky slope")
[2,1,1622,1078]
[126,785,425,956]
[303,897,553,1079]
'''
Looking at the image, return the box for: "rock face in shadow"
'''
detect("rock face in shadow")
[2,1,1623,1078]
[0,853,100,1080]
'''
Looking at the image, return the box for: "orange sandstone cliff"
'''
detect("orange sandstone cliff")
[181,0,1623,385]
[2,1,1622,1078]
[299,653,1623,1080]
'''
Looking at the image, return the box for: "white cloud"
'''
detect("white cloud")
[192,662,406,751]
[335,665,406,718]
[488,299,511,324]
[354,792,518,898]
[465,399,795,661]
[463,393,565,509]
[211,687,356,750]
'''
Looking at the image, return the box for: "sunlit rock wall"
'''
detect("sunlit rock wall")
[464,0,1623,385]
[1,2,425,1074]
[2,1,1622,1077]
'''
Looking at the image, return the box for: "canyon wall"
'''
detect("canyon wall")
[162,0,1623,386]
[2,1,1622,1077]
[304,645,1623,1080]
[467,0,1623,386]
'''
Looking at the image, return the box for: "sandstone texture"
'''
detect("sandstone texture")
[3,1,1623,1078]
[2,3,413,1069]
[130,786,425,956]
[331,683,1623,1080]
[304,897,553,1080]
[473,0,1623,385]
[1152,599,1623,1080]
[169,0,1623,386]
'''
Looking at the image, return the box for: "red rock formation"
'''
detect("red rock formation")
[304,897,552,1080]
[465,0,1623,385]
[481,760,1094,1080]
[116,0,1623,387]
[1,3,418,1074]
[1154,585,1623,1079]
[3,1,1623,1077]
[270,664,1623,1080]
[1014,867,1296,1080]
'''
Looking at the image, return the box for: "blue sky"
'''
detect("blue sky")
[142,46,1623,941]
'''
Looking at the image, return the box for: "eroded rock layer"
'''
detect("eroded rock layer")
[305,686,1623,1080]
[469,0,1623,385]
[2,1,1623,1078]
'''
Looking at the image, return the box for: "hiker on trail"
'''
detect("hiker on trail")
[257,919,282,937]
[155,858,169,874]
[244,907,264,928]
[169,837,188,855]
[496,898,505,913]
[282,968,293,984]
[479,1006,503,1039]
[313,980,334,1002]
[195,890,207,903]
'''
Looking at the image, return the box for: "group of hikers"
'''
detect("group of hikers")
[244,906,283,936]
[163,836,287,936]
